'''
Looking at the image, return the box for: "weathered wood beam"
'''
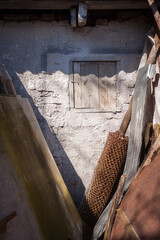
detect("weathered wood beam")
[0,64,16,96]
[122,63,156,192]
[86,0,160,10]
[103,175,126,240]
[155,33,160,71]
[119,98,133,137]
[137,125,160,172]
[147,0,160,32]
[0,1,159,10]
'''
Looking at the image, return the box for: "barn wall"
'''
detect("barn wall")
[0,13,151,207]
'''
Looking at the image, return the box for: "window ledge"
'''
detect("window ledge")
[70,107,122,113]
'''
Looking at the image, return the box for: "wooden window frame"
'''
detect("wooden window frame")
[69,55,122,113]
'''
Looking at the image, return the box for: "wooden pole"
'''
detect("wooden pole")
[136,128,160,173]
[147,0,160,71]
[103,175,126,240]
[155,33,160,72]
[119,98,133,137]
[154,123,160,139]
[147,0,160,32]
[119,41,157,137]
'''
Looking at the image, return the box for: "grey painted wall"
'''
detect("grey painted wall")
[0,14,150,208]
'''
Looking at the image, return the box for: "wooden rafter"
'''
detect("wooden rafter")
[0,0,159,10]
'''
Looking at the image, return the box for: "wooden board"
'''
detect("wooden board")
[123,64,156,191]
[0,96,82,240]
[74,62,82,108]
[73,61,117,109]
[0,64,16,96]
[81,62,99,108]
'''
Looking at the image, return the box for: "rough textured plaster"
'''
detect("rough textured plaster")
[0,16,151,208]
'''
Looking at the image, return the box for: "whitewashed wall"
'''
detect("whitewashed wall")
[0,14,151,207]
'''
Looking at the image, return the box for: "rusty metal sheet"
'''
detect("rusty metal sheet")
[110,152,160,240]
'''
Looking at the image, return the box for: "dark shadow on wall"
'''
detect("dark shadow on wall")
[10,71,85,209]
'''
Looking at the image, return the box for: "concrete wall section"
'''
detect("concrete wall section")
[0,15,150,207]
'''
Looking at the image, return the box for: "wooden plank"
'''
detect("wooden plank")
[119,34,157,137]
[0,96,82,240]
[0,75,7,95]
[103,175,126,240]
[86,0,159,9]
[99,62,117,109]
[0,0,160,10]
[136,127,160,173]
[74,62,82,108]
[147,0,160,32]
[80,62,99,108]
[0,64,16,96]
[119,97,133,137]
[123,64,156,191]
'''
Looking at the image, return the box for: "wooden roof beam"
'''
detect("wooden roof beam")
[0,0,159,10]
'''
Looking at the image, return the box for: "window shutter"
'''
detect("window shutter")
[73,61,117,109]
[99,62,117,108]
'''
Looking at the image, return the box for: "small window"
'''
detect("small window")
[73,61,117,109]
